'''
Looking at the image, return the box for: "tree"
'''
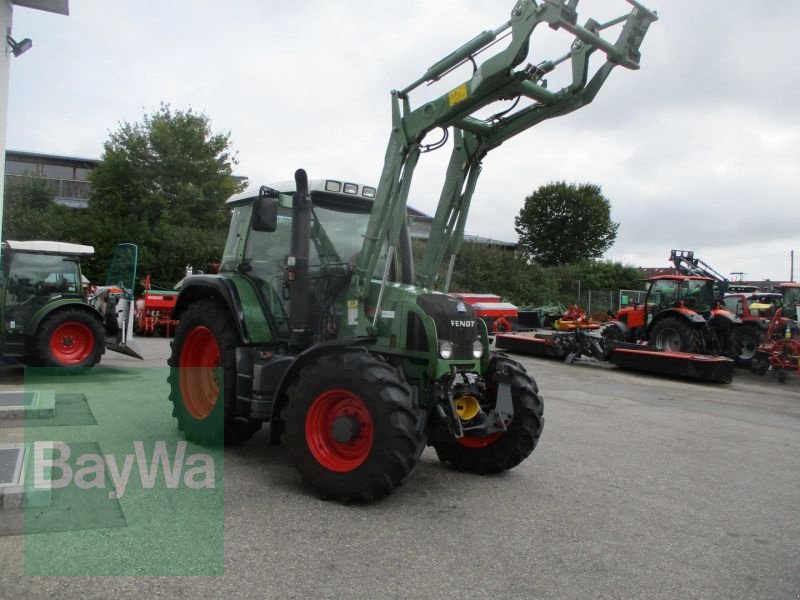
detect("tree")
[2,177,80,241]
[514,181,619,266]
[86,104,243,285]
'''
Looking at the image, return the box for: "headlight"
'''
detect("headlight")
[472,340,484,359]
[438,340,454,360]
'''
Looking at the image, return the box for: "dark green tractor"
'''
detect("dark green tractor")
[0,240,142,368]
[168,0,656,501]
[0,240,105,368]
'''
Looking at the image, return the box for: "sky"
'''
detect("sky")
[7,0,800,282]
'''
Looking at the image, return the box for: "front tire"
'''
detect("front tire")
[167,299,261,446]
[33,308,105,368]
[283,352,426,502]
[601,321,629,359]
[650,316,703,353]
[434,354,544,475]
[734,324,763,367]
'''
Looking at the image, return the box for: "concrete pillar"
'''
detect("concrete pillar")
[0,1,11,241]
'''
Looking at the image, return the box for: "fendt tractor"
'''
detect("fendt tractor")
[604,250,743,358]
[168,0,657,501]
[0,241,141,368]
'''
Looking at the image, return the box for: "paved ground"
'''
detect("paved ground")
[1,338,798,598]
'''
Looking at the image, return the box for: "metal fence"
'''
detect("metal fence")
[575,289,647,316]
[618,289,647,309]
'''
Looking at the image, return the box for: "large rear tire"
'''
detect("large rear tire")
[434,354,544,475]
[650,316,703,353]
[167,299,261,446]
[33,308,105,368]
[283,352,426,502]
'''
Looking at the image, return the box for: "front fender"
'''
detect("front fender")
[710,308,742,325]
[709,311,741,331]
[174,275,251,343]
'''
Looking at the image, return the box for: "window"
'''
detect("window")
[4,253,82,328]
[723,297,742,316]
[5,160,38,176]
[42,164,74,179]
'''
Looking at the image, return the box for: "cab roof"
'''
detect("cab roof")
[226,178,377,206]
[2,240,94,256]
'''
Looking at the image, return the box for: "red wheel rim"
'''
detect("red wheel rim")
[457,432,501,448]
[179,326,220,420]
[49,322,95,365]
[305,389,374,472]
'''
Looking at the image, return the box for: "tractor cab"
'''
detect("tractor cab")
[780,283,800,320]
[221,179,402,346]
[646,276,717,316]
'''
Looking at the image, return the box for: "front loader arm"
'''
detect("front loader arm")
[347,0,657,333]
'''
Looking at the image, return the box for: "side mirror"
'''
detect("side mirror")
[253,187,279,232]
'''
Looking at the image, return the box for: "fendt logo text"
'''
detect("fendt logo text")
[450,320,476,328]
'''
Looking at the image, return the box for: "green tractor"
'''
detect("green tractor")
[0,240,142,368]
[168,0,657,501]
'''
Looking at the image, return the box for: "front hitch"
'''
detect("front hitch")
[436,366,515,441]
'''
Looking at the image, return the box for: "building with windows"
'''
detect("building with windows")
[5,149,95,207]
[4,149,251,209]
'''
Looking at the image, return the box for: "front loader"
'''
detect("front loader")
[168,0,657,501]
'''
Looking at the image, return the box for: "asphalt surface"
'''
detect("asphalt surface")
[1,337,798,599]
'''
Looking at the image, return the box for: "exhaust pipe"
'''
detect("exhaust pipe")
[288,168,311,349]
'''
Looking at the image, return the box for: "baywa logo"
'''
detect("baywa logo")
[33,441,216,500]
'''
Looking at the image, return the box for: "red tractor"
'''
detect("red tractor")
[751,308,800,382]
[603,274,741,356]
[723,292,799,366]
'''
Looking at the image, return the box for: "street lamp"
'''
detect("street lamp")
[6,35,33,57]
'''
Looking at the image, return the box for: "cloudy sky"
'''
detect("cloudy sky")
[7,0,799,282]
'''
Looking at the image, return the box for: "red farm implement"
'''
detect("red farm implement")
[449,293,519,333]
[752,308,800,383]
[134,275,180,337]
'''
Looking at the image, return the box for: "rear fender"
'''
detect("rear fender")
[27,300,103,337]
[649,308,707,333]
[268,337,377,442]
